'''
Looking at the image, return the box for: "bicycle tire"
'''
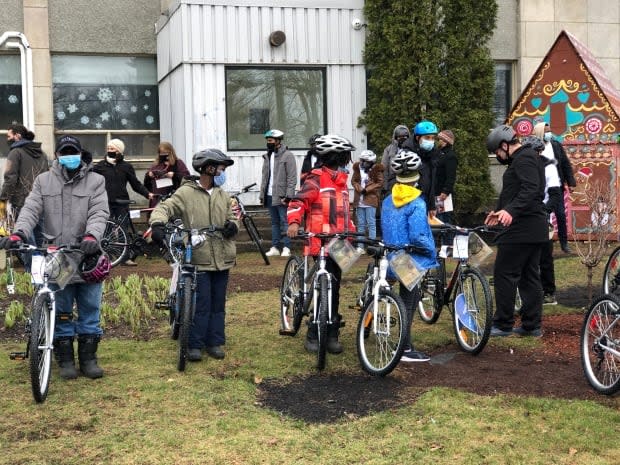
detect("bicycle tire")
[279,256,304,335]
[101,220,128,267]
[243,215,270,266]
[452,266,493,355]
[580,293,620,395]
[29,294,52,403]
[316,274,329,371]
[357,289,407,377]
[602,246,620,295]
[418,259,445,324]
[356,262,374,311]
[177,275,194,371]
[169,292,179,340]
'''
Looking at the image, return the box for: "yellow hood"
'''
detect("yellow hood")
[391,183,422,208]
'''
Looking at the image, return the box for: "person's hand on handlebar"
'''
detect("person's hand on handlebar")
[287,223,300,238]
[0,230,27,249]
[150,223,166,243]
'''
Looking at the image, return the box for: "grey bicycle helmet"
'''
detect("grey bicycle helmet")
[264,129,284,139]
[191,148,234,172]
[486,125,517,153]
[314,134,355,155]
[390,149,421,174]
[359,149,377,162]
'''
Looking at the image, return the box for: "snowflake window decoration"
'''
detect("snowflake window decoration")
[143,104,149,110]
[8,95,18,104]
[100,112,110,122]
[146,115,154,125]
[57,111,66,120]
[95,123,102,129]
[80,115,90,125]
[78,93,86,101]
[144,90,151,97]
[97,88,113,103]
[130,105,137,113]
[67,104,78,114]
[114,105,121,112]
[121,118,128,126]
[121,90,129,98]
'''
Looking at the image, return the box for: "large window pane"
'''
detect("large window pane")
[0,55,23,129]
[226,67,326,150]
[493,62,512,126]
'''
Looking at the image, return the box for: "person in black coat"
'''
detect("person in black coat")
[485,125,547,338]
[300,133,321,185]
[435,130,458,224]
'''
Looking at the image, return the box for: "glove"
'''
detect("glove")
[80,235,100,256]
[0,231,26,249]
[222,220,238,239]
[361,188,367,195]
[151,223,166,243]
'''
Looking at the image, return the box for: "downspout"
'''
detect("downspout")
[0,32,34,131]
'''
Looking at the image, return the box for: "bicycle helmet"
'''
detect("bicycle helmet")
[264,129,284,139]
[191,148,234,172]
[308,133,322,145]
[390,149,422,175]
[359,150,377,163]
[314,134,355,155]
[486,125,517,153]
[80,252,111,283]
[413,121,439,136]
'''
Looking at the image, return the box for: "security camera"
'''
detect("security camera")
[352,18,364,30]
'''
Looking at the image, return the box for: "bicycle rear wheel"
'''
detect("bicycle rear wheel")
[581,294,620,395]
[177,275,194,371]
[357,289,407,376]
[602,246,620,295]
[452,266,493,355]
[243,215,270,265]
[101,220,128,267]
[418,260,445,324]
[279,256,304,335]
[29,294,52,403]
[316,274,329,371]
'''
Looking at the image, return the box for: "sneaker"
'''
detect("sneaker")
[122,259,138,266]
[205,346,225,359]
[304,338,318,353]
[188,349,202,361]
[512,326,542,338]
[490,326,513,337]
[543,294,558,305]
[265,247,280,257]
[400,348,431,362]
[281,247,291,257]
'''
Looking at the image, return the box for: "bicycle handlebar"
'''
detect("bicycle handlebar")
[293,231,365,242]
[9,243,83,254]
[357,237,429,256]
[430,224,497,235]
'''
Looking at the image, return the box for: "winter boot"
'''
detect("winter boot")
[327,317,343,354]
[304,322,319,353]
[77,335,104,379]
[53,337,78,380]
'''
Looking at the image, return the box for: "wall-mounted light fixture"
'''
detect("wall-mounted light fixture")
[351,18,367,30]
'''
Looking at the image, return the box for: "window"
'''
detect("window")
[493,62,512,126]
[225,67,326,150]
[52,56,159,158]
[0,55,22,129]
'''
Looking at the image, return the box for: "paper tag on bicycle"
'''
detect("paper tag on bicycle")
[31,254,45,284]
[327,237,360,273]
[156,177,173,189]
[467,232,493,267]
[388,250,423,291]
[452,234,469,259]
[439,245,452,259]
[169,263,179,294]
[129,209,141,219]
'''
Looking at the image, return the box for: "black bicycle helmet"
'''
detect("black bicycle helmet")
[314,134,355,155]
[390,149,422,174]
[308,133,322,145]
[80,252,111,283]
[191,148,234,172]
[486,125,517,153]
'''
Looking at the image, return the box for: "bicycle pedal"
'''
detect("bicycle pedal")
[155,301,170,310]
[9,352,27,360]
[278,329,297,336]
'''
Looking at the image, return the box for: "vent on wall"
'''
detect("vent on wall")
[269,31,286,47]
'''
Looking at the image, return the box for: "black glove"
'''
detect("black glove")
[151,223,166,243]
[0,231,27,249]
[222,220,238,239]
[80,236,100,256]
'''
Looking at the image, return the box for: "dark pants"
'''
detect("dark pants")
[554,190,569,246]
[189,270,229,349]
[399,283,421,350]
[540,240,555,295]
[493,243,544,332]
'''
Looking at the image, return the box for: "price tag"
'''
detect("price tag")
[31,254,44,284]
[129,209,141,219]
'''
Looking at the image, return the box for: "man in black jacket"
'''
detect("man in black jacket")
[485,125,548,338]
[435,129,458,224]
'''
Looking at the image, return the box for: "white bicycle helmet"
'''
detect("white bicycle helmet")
[314,134,355,155]
[359,150,377,163]
[264,129,284,139]
[390,149,421,174]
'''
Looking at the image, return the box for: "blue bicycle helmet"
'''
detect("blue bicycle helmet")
[413,121,439,136]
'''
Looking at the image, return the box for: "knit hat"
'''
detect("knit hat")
[438,130,455,145]
[396,170,420,184]
[108,138,125,154]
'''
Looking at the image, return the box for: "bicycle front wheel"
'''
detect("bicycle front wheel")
[243,216,270,266]
[357,289,407,377]
[101,220,128,267]
[355,262,374,311]
[177,276,194,372]
[602,246,620,295]
[29,294,52,403]
[418,261,445,324]
[316,274,329,371]
[279,256,304,335]
[452,267,493,355]
[581,294,620,395]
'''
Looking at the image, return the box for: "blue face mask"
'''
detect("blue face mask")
[419,139,435,152]
[58,154,81,170]
[544,132,553,142]
[214,171,226,187]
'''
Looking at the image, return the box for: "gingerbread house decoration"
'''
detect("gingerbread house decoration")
[507,30,620,239]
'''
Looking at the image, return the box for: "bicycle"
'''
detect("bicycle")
[279,231,360,370]
[580,293,620,395]
[417,224,494,355]
[100,199,151,267]
[354,238,416,376]
[602,244,620,295]
[229,183,270,265]
[156,221,224,371]
[8,244,83,403]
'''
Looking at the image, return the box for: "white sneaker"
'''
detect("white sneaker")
[281,247,291,257]
[265,247,280,257]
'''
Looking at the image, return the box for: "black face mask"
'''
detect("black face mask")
[266,143,276,152]
[495,148,512,166]
[159,156,168,163]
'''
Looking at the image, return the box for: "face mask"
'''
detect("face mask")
[495,146,511,166]
[58,154,81,170]
[159,156,169,162]
[544,132,553,142]
[266,143,276,152]
[106,156,117,164]
[419,139,435,152]
[214,171,226,187]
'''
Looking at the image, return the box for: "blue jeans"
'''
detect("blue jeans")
[189,270,229,349]
[356,206,377,240]
[54,282,103,338]
[267,196,290,249]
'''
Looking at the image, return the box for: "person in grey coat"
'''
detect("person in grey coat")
[0,135,109,380]
[382,124,411,194]
[260,129,297,257]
